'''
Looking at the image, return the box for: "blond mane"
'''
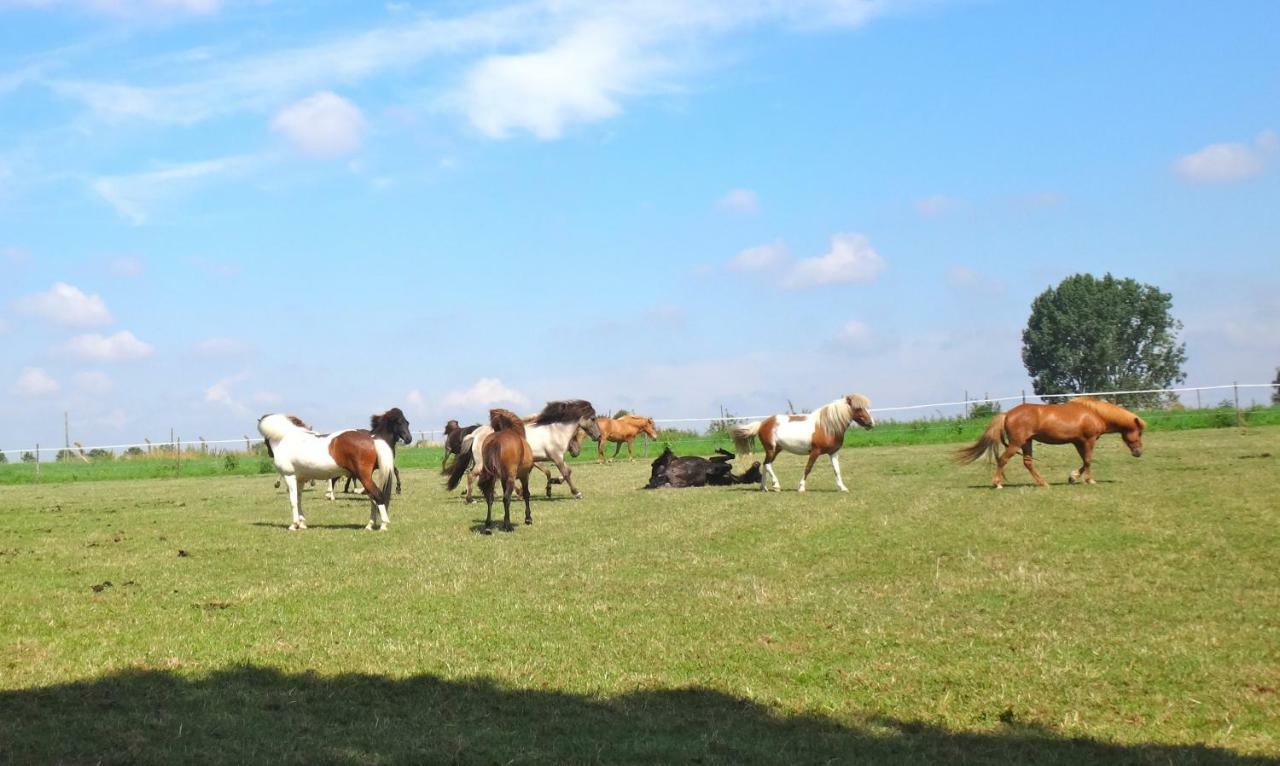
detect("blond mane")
[1069,397,1143,428]
[816,394,868,437]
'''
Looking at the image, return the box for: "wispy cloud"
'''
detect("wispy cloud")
[62,330,154,361]
[271,91,366,157]
[7,0,224,16]
[729,239,788,272]
[12,367,59,397]
[1174,129,1277,184]
[716,187,759,214]
[441,377,528,410]
[204,371,250,413]
[92,154,260,224]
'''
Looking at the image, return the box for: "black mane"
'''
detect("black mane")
[534,399,596,425]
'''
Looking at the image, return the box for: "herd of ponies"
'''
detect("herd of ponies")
[256,392,1147,534]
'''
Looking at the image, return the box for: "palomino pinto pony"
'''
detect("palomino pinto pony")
[452,400,602,502]
[594,414,658,462]
[732,394,875,492]
[327,408,412,499]
[955,397,1145,488]
[446,409,534,533]
[258,414,396,531]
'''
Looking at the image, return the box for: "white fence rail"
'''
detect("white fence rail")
[2,382,1277,461]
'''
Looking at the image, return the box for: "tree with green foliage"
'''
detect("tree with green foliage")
[1272,368,1280,405]
[0,452,7,464]
[1022,273,1186,408]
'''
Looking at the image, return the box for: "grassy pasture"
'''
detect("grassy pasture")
[0,427,1278,764]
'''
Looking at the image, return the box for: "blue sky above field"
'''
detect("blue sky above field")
[1,0,1279,448]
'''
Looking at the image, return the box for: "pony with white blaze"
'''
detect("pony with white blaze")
[258,414,396,531]
[731,394,875,492]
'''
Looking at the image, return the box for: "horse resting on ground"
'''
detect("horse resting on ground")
[448,400,601,503]
[732,394,875,492]
[644,446,761,489]
[955,397,1145,488]
[327,408,413,499]
[445,409,533,533]
[258,413,396,531]
[594,414,659,462]
[441,419,481,471]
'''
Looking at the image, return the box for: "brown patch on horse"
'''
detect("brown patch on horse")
[286,415,311,430]
[787,414,807,422]
[327,431,387,505]
[808,421,843,454]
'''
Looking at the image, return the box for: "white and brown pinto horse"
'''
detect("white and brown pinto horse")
[258,414,396,531]
[731,394,875,492]
[451,400,602,502]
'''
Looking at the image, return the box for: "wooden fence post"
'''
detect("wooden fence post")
[34,444,39,483]
[1234,382,1242,427]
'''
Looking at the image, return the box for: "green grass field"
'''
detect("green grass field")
[1,427,1278,764]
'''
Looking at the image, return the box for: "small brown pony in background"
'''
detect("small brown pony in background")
[955,397,1145,488]
[446,408,533,533]
[594,414,658,462]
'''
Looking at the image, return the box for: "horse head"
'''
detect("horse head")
[373,408,413,446]
[1122,416,1145,457]
[846,394,875,429]
[443,419,460,436]
[642,417,658,439]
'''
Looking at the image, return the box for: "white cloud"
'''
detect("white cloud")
[108,256,143,277]
[12,367,59,397]
[406,388,426,413]
[784,233,885,289]
[92,154,259,225]
[271,91,367,157]
[834,320,875,351]
[441,377,529,410]
[717,188,759,214]
[62,330,154,361]
[914,194,957,217]
[451,21,651,140]
[7,0,222,15]
[205,371,250,413]
[1175,130,1277,184]
[193,336,249,356]
[729,240,788,272]
[13,282,113,326]
[74,370,113,394]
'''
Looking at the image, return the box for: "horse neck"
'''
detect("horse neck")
[816,400,854,439]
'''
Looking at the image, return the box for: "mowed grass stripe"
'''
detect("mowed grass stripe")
[0,428,1277,764]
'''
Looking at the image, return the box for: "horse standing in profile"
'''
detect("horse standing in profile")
[955,397,1145,488]
[445,409,533,533]
[732,394,875,492]
[258,414,396,531]
[594,414,659,462]
[441,419,480,470]
[326,408,413,499]
[451,400,602,502]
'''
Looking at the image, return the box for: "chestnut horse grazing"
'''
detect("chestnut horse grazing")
[594,414,658,462]
[732,394,875,492]
[445,409,533,533]
[955,398,1145,488]
[258,413,396,531]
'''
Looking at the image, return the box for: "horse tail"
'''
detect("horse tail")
[731,420,764,456]
[444,441,474,490]
[954,413,1008,464]
[373,437,395,501]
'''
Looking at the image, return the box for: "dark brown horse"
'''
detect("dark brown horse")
[446,408,533,533]
[441,419,480,470]
[955,397,1145,488]
[594,414,658,462]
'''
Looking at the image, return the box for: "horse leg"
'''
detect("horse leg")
[612,441,623,462]
[596,436,606,464]
[626,438,635,462]
[552,455,582,499]
[1080,438,1097,484]
[394,466,402,495]
[521,475,533,525]
[501,474,514,532]
[992,441,1023,489]
[325,478,337,501]
[284,475,305,531]
[830,452,849,492]
[1021,443,1049,487]
[464,465,478,504]
[1069,441,1087,484]
[356,464,389,530]
[480,476,495,535]
[762,446,781,492]
[798,449,821,492]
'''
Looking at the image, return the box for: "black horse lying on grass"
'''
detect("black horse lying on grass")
[644,446,762,489]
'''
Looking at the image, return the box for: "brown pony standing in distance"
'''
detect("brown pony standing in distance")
[594,414,659,462]
[446,408,533,533]
[955,397,1146,488]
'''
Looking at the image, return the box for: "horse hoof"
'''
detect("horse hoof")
[480,527,493,536]
[1086,478,1096,485]
[993,484,1003,490]
[838,487,849,493]
[288,523,300,531]
[524,519,532,526]
[573,493,584,500]
[501,524,514,532]
[364,523,374,531]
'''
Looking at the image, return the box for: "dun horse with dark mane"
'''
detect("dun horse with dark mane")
[955,397,1145,488]
[446,408,533,533]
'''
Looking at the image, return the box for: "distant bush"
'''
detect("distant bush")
[968,401,1002,419]
[257,456,276,475]
[223,454,240,472]
[55,449,77,463]
[87,449,113,461]
[21,452,36,463]
[0,452,7,464]
[123,446,145,458]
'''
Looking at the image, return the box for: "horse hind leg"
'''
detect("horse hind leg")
[521,475,533,525]
[284,475,306,531]
[1021,443,1049,488]
[478,474,496,534]
[761,447,782,492]
[356,465,389,530]
[500,474,515,532]
[992,441,1023,489]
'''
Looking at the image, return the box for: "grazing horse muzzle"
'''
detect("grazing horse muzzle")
[1131,447,1142,458]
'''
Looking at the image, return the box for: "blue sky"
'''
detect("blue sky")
[2,0,1278,450]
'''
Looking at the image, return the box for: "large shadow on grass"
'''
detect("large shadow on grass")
[1,666,1272,765]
